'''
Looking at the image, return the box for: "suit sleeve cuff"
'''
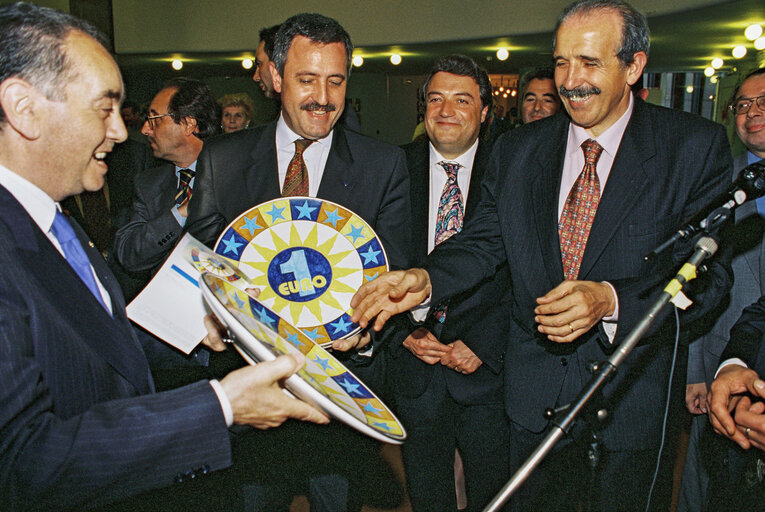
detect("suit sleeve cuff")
[209,379,234,427]
[600,281,619,343]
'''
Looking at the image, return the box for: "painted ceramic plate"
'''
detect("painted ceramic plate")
[213,197,388,344]
[199,273,406,444]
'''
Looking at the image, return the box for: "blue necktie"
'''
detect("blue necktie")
[50,210,109,312]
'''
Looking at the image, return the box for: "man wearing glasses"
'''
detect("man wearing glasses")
[114,77,219,274]
[698,66,765,512]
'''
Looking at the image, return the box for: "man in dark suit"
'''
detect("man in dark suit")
[392,55,511,512]
[351,1,732,510]
[188,13,410,512]
[0,4,327,510]
[114,77,219,274]
[679,66,765,511]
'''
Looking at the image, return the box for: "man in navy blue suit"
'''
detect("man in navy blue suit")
[0,4,327,510]
[351,1,732,510]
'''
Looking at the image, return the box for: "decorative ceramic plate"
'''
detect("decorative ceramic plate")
[199,273,406,444]
[213,197,388,344]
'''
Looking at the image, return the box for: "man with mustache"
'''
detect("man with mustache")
[114,77,218,274]
[349,0,732,510]
[187,12,410,512]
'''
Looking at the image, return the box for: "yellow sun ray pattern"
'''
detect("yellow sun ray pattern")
[213,197,390,343]
[202,274,405,440]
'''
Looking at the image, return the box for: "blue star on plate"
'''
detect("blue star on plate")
[285,332,304,348]
[295,200,317,219]
[329,317,353,335]
[372,421,392,431]
[360,246,381,265]
[345,224,365,244]
[337,377,361,395]
[302,328,324,342]
[221,235,244,256]
[241,215,262,236]
[364,272,379,282]
[254,307,276,329]
[233,293,246,309]
[322,208,343,228]
[363,402,383,416]
[266,204,286,223]
[313,356,332,372]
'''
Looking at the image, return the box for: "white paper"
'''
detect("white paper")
[126,234,249,354]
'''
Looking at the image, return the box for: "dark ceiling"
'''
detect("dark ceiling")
[115,0,765,79]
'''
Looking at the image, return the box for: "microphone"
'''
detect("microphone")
[646,161,765,259]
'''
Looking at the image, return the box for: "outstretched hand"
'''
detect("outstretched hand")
[350,268,431,331]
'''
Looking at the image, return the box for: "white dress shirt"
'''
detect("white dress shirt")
[275,114,334,197]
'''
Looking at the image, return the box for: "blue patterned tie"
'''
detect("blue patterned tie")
[433,161,464,323]
[50,210,109,312]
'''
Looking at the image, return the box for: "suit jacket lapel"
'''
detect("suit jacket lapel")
[533,120,568,286]
[409,141,431,264]
[1,188,152,394]
[246,123,281,205]
[578,101,653,279]
[317,126,354,204]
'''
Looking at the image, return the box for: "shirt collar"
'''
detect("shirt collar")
[748,151,764,165]
[174,160,197,175]
[275,113,334,151]
[0,162,58,234]
[567,92,634,159]
[428,138,479,171]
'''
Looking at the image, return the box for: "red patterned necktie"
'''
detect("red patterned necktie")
[174,168,195,206]
[559,139,604,280]
[282,139,314,196]
[434,161,464,246]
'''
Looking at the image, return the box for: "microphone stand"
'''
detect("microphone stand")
[482,233,720,512]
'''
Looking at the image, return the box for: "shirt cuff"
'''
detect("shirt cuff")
[600,281,619,344]
[715,358,747,378]
[171,205,187,226]
[209,379,234,427]
[409,293,432,323]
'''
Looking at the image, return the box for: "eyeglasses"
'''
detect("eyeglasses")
[145,113,172,129]
[730,95,765,116]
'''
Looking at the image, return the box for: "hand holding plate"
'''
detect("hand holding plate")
[220,352,330,429]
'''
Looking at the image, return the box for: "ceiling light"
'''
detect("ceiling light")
[745,24,763,41]
[511,90,517,97]
[710,76,719,84]
[732,46,747,59]
[241,58,253,69]
[494,90,500,96]
[755,37,765,51]
[502,93,508,98]
[496,48,509,61]
[711,58,723,69]
[708,95,714,100]
[499,86,504,92]
[704,67,715,77]
[352,55,364,67]
[686,85,694,94]
[171,59,183,70]
[390,54,401,65]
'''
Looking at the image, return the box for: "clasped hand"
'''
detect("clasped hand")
[534,280,615,343]
[708,364,765,451]
[403,328,481,374]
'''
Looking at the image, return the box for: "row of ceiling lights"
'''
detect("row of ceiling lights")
[166,46,514,70]
[704,23,764,77]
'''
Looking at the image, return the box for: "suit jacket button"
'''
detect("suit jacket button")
[560,357,568,367]
[174,473,184,483]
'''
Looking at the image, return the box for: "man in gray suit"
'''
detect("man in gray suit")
[678,66,765,511]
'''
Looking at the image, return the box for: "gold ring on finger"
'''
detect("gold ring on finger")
[569,323,574,333]
[746,427,752,438]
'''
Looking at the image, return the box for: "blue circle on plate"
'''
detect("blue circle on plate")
[267,247,333,302]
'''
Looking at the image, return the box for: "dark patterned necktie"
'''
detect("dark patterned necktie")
[434,161,464,246]
[174,168,195,206]
[559,139,604,280]
[433,161,464,323]
[282,139,314,196]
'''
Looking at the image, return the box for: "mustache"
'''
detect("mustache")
[300,102,337,112]
[559,85,601,98]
